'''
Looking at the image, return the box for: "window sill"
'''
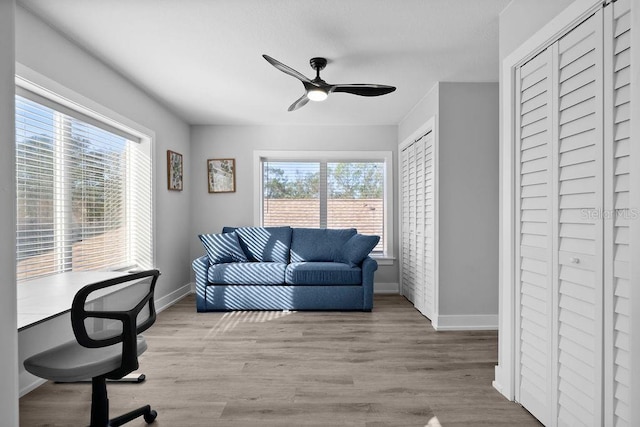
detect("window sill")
[371,256,395,266]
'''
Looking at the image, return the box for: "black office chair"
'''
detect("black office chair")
[24,269,161,427]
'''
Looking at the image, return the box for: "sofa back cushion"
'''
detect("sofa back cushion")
[290,228,357,262]
[223,226,292,263]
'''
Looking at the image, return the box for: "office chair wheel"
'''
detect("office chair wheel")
[144,409,157,424]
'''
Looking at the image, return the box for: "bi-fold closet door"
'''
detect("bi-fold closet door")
[400,131,435,320]
[603,1,632,425]
[514,1,632,426]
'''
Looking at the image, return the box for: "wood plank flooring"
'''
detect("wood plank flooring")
[19,294,540,426]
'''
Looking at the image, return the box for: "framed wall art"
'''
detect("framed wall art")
[167,150,183,191]
[208,158,236,193]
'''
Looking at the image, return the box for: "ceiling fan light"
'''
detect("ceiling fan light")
[307,88,328,102]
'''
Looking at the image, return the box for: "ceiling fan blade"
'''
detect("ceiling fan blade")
[330,84,396,97]
[263,54,312,84]
[288,94,310,111]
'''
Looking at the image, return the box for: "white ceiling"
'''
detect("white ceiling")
[19,0,511,126]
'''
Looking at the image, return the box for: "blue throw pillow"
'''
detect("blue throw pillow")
[224,226,292,263]
[340,234,380,267]
[290,228,357,262]
[198,232,248,264]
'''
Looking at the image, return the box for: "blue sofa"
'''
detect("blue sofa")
[192,226,379,312]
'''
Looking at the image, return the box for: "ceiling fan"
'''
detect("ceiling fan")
[263,54,396,111]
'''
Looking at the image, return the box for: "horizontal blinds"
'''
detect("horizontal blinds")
[16,87,141,143]
[15,94,152,282]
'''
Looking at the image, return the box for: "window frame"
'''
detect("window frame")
[15,70,156,281]
[254,150,394,264]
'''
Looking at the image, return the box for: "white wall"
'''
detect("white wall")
[0,0,19,423]
[15,6,192,395]
[438,82,499,316]
[499,0,575,60]
[190,124,399,288]
[398,82,500,327]
[398,83,439,143]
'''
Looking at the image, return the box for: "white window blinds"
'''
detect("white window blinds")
[262,158,385,253]
[15,91,152,282]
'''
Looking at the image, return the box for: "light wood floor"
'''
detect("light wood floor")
[20,294,540,426]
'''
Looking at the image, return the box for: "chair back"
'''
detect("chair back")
[71,269,160,378]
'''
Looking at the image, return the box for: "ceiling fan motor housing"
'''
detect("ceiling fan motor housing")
[309,57,327,72]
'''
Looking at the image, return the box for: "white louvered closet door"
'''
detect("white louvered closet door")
[604,0,632,425]
[401,133,436,319]
[515,46,554,426]
[423,132,435,320]
[554,10,604,427]
[414,138,427,314]
[514,3,635,425]
[401,144,415,303]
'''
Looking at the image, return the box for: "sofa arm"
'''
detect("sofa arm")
[192,255,210,311]
[361,256,378,311]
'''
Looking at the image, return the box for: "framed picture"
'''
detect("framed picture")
[208,158,236,193]
[167,150,183,191]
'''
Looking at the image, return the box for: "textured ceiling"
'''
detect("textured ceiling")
[18,0,511,126]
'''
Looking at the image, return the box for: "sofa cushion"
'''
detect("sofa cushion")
[339,234,380,267]
[198,232,248,264]
[207,262,287,285]
[290,228,357,262]
[285,262,362,286]
[223,226,292,263]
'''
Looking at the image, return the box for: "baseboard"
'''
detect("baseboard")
[493,365,514,400]
[155,282,192,313]
[432,314,498,331]
[374,282,399,294]
[20,378,47,398]
[492,368,510,401]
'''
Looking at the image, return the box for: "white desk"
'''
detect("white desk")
[17,271,132,331]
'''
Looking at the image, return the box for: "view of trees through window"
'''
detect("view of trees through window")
[262,160,384,251]
[264,162,383,199]
[15,94,152,281]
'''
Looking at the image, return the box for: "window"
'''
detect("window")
[255,151,393,260]
[15,89,152,282]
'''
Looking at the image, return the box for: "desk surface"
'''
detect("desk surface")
[17,271,131,331]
